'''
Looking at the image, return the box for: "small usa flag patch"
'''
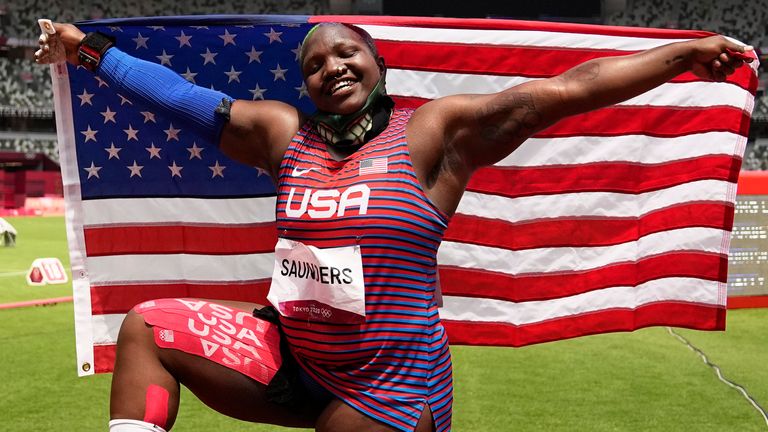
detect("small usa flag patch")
[359,157,388,176]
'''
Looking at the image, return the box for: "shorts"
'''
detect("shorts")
[133,298,282,385]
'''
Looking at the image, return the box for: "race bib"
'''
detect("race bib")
[267,238,366,324]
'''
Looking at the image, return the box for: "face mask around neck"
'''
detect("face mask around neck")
[312,74,394,149]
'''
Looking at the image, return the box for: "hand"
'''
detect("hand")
[34,22,86,66]
[688,35,754,82]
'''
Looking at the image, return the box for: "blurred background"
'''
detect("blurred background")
[1,2,767,431]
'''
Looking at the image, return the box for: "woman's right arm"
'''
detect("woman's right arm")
[37,23,301,176]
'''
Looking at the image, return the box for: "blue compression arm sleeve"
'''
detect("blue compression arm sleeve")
[97,47,233,144]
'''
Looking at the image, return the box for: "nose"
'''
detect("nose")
[324,60,346,79]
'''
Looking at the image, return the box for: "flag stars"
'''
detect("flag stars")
[181,67,198,83]
[225,66,242,83]
[245,46,262,63]
[94,76,109,88]
[168,161,183,178]
[249,84,267,100]
[83,162,102,179]
[123,124,139,141]
[156,50,174,66]
[104,143,122,159]
[118,94,132,105]
[270,64,287,81]
[264,28,283,44]
[140,111,156,123]
[164,123,181,141]
[147,26,165,31]
[145,143,162,159]
[81,125,98,142]
[127,160,144,178]
[219,29,237,46]
[209,161,226,178]
[200,48,218,65]
[132,33,150,49]
[187,142,204,159]
[291,43,302,61]
[176,31,192,47]
[295,82,309,99]
[100,106,117,123]
[77,89,94,106]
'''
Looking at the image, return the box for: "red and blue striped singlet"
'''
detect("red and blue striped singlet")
[275,108,453,431]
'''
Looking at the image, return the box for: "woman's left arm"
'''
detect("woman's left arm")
[419,35,753,171]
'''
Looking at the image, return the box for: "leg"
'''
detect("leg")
[110,309,180,428]
[110,301,323,430]
[315,399,435,432]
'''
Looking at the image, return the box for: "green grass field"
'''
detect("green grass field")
[1,217,766,431]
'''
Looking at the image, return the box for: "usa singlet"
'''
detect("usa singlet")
[274,108,453,431]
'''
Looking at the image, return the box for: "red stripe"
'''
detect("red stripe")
[94,344,117,374]
[541,106,751,138]
[391,102,752,138]
[727,295,768,309]
[310,15,716,39]
[467,156,740,198]
[84,223,278,256]
[438,252,727,302]
[379,41,756,91]
[443,301,725,346]
[446,202,734,250]
[90,281,271,314]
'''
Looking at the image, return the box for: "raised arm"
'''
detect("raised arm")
[36,23,301,177]
[416,35,753,171]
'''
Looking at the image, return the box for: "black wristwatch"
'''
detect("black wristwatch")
[78,32,115,72]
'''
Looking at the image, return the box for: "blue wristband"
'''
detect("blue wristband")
[97,47,232,144]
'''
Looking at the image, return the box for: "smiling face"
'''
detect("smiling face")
[301,24,385,115]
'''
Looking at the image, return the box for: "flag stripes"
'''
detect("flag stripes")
[52,15,757,374]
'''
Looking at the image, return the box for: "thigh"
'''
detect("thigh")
[315,399,434,432]
[133,298,324,427]
[158,347,322,427]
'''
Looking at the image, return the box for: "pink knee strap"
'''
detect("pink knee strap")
[144,385,169,428]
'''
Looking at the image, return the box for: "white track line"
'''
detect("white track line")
[667,327,768,428]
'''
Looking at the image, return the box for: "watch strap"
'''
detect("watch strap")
[78,32,115,72]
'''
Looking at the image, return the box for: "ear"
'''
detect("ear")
[377,56,387,79]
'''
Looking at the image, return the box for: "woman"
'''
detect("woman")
[37,20,751,432]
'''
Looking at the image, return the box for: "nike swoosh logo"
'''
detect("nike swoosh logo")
[291,167,318,177]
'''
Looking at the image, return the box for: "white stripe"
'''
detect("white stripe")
[438,227,726,274]
[87,252,275,284]
[440,277,722,326]
[388,69,749,109]
[456,179,733,222]
[498,132,744,166]
[93,313,125,344]
[91,276,721,345]
[361,24,691,50]
[82,196,277,226]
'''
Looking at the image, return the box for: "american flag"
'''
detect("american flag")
[359,156,388,175]
[49,15,758,376]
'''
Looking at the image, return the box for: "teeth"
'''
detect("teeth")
[331,80,354,93]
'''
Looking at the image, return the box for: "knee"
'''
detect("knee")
[116,309,153,345]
